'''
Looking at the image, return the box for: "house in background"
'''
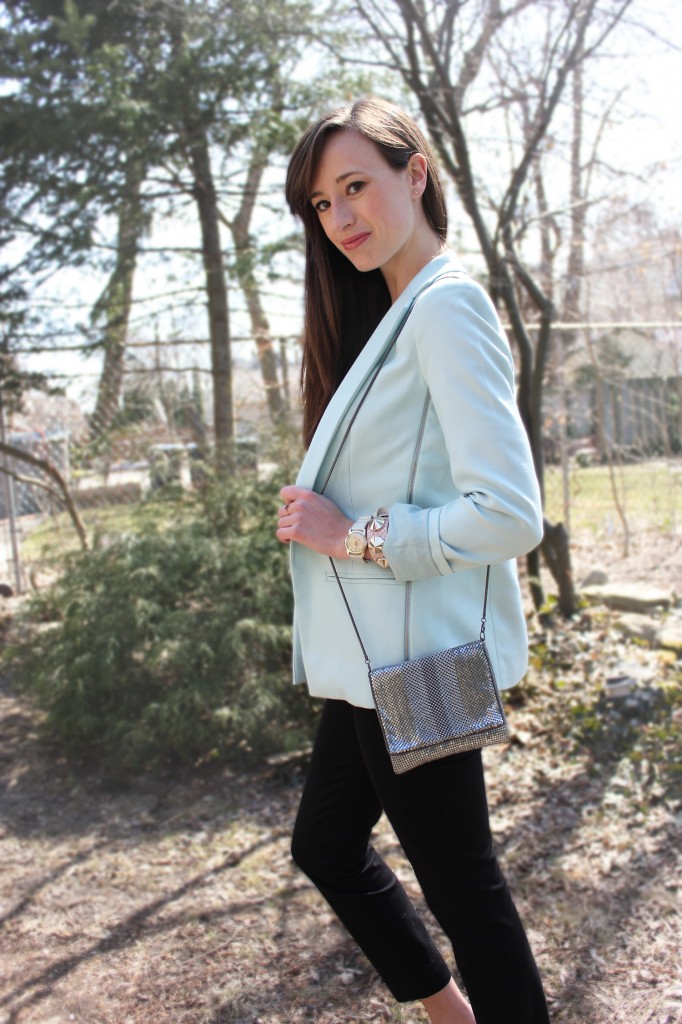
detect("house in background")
[542,326,681,462]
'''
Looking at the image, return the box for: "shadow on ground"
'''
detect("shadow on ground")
[1,670,680,1024]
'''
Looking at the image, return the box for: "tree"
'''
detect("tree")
[159,0,321,446]
[350,0,634,613]
[227,144,286,424]
[90,158,147,437]
[0,0,166,427]
[0,0,317,461]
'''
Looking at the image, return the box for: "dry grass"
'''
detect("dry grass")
[1,518,681,1024]
[0,616,680,1024]
[544,460,681,536]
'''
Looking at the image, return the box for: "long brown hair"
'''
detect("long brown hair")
[285,98,448,447]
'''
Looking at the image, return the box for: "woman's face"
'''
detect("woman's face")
[309,129,432,298]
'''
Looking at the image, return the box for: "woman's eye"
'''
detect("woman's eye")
[348,180,365,195]
[314,199,330,213]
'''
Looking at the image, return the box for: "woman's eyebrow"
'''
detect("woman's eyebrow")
[310,169,366,200]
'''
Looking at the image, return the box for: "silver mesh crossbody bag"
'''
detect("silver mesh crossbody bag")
[320,274,509,774]
[329,561,509,774]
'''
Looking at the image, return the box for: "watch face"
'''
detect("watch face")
[346,532,366,555]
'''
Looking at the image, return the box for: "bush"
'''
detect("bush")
[14,472,319,772]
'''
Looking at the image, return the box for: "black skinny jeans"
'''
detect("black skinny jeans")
[291,699,549,1023]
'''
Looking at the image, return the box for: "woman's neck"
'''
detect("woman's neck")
[381,231,447,303]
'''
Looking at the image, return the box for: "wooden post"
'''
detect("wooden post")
[0,395,24,594]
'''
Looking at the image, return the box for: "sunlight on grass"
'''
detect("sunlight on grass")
[543,460,681,533]
[19,498,179,566]
[14,460,682,570]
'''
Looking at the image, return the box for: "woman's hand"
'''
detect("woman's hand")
[276,485,353,559]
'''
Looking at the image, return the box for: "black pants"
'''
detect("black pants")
[291,699,549,1023]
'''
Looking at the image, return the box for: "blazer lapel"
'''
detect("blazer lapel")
[296,253,460,492]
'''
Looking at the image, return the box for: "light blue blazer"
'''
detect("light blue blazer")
[290,251,543,708]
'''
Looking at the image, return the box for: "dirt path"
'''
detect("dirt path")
[1,618,681,1024]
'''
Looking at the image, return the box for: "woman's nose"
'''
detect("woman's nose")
[331,198,353,232]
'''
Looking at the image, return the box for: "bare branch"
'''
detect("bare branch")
[0,443,88,550]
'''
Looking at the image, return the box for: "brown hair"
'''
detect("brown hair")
[285,97,447,447]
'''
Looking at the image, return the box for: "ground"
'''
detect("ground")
[0,523,681,1024]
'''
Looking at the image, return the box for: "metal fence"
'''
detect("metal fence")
[1,333,681,598]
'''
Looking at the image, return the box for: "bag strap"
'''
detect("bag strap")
[319,295,419,495]
[320,271,464,495]
[329,559,491,680]
[318,270,490,675]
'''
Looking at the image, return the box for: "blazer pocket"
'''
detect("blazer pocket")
[326,570,401,586]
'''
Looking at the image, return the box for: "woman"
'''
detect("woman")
[276,98,550,1024]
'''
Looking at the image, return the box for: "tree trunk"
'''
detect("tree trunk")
[541,518,574,618]
[168,4,233,467]
[91,159,145,438]
[563,61,586,325]
[229,154,285,424]
[187,130,234,464]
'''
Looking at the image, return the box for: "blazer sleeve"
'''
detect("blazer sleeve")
[383,276,543,582]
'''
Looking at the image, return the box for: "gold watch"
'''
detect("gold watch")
[344,516,370,559]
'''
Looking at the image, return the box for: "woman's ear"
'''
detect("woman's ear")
[408,153,429,197]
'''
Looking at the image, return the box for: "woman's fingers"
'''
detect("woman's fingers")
[275,486,351,558]
[280,483,308,505]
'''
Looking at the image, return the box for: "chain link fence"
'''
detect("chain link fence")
[0,335,303,592]
[1,328,681,597]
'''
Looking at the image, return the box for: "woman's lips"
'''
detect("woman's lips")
[341,232,370,251]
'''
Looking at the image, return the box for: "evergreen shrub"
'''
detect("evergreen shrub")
[15,472,318,771]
